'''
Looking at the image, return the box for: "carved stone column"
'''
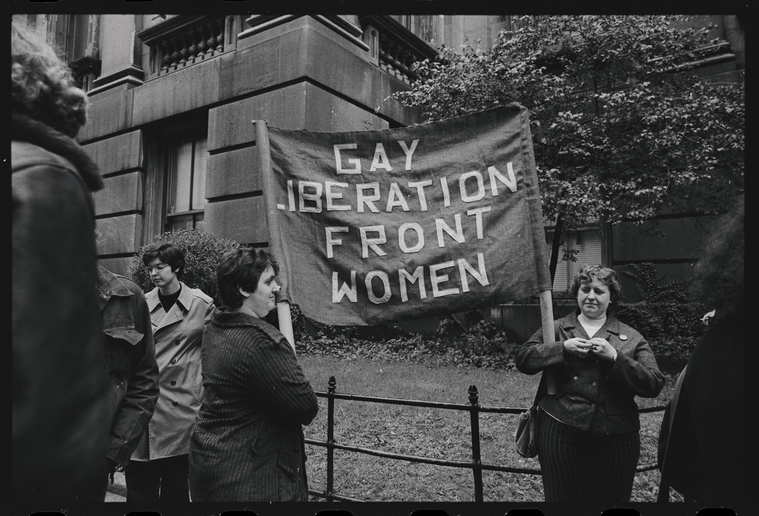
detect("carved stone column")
[88,15,144,97]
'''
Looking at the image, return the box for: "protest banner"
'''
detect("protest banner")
[259,105,552,327]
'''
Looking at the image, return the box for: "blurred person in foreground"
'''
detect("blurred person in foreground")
[97,260,160,489]
[189,248,318,501]
[658,196,745,507]
[516,265,665,505]
[125,243,214,502]
[12,21,110,502]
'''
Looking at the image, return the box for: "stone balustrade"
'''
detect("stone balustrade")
[359,15,439,85]
[137,14,437,85]
[138,15,243,78]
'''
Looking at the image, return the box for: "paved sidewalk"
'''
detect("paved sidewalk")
[105,471,126,502]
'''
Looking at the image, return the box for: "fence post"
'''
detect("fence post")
[468,385,484,503]
[326,376,336,502]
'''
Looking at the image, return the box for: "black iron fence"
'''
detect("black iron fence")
[305,376,666,502]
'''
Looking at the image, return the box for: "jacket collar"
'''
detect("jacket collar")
[562,309,621,336]
[146,281,193,312]
[212,307,285,343]
[176,282,195,310]
[97,265,134,310]
[12,111,103,192]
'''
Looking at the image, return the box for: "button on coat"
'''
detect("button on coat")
[131,282,214,461]
[515,311,665,434]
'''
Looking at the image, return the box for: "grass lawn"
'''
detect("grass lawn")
[298,354,679,503]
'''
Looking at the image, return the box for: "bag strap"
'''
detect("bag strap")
[532,320,559,408]
[531,372,547,409]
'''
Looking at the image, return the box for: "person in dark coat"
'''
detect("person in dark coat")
[516,265,665,505]
[189,248,319,501]
[98,264,160,483]
[12,21,111,502]
[657,196,745,508]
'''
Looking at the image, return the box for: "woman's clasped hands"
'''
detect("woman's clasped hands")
[564,337,617,362]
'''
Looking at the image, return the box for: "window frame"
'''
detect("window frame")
[164,138,208,228]
[547,225,606,293]
[142,115,209,240]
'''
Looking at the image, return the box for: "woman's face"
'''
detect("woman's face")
[246,265,280,318]
[146,257,179,291]
[577,276,611,320]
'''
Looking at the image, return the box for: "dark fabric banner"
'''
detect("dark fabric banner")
[261,105,551,326]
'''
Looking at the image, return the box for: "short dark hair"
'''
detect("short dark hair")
[216,248,279,309]
[142,243,185,279]
[571,264,622,304]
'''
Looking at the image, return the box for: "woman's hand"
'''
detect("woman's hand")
[588,337,617,362]
[564,337,593,359]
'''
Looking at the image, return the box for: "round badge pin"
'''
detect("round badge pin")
[619,334,628,341]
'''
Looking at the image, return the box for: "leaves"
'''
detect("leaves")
[293,306,519,371]
[396,15,744,234]
[127,229,241,304]
[615,263,706,368]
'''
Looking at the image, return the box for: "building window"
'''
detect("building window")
[551,229,603,292]
[58,14,91,63]
[53,15,101,88]
[390,15,436,44]
[165,138,207,232]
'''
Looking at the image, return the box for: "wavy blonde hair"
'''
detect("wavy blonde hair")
[11,21,88,138]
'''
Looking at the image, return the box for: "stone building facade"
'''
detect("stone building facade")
[14,14,744,309]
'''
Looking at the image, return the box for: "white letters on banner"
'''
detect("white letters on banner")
[331,253,490,305]
[277,164,516,214]
[277,138,518,307]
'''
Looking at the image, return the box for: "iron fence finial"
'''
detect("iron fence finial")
[468,385,479,406]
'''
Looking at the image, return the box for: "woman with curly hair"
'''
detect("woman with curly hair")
[516,264,665,505]
[11,26,90,139]
[658,196,745,507]
[12,21,110,501]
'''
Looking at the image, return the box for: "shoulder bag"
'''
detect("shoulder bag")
[514,373,546,458]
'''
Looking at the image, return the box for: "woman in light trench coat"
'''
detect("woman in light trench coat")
[125,243,215,502]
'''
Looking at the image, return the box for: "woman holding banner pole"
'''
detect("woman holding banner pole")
[188,248,318,501]
[515,264,664,504]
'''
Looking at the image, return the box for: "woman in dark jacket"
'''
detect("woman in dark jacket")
[515,264,665,505]
[189,248,318,501]
[12,21,110,502]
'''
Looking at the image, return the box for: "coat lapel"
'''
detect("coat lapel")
[146,283,191,331]
[155,304,184,331]
[599,314,621,342]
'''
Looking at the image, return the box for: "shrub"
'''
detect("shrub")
[293,306,517,370]
[616,263,707,339]
[615,263,707,368]
[649,336,698,372]
[128,229,241,305]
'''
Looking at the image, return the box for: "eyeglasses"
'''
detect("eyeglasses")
[144,264,169,273]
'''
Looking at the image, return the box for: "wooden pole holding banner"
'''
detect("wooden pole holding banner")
[253,119,297,355]
[277,302,296,355]
[539,289,557,395]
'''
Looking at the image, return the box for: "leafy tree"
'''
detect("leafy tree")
[395,15,744,280]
